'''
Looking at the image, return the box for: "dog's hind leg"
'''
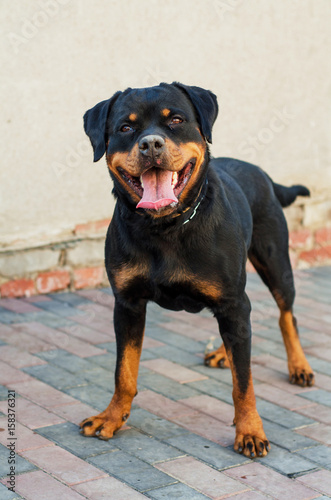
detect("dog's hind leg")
[248,206,314,387]
[204,342,230,368]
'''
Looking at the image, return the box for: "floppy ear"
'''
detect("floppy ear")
[83,91,122,162]
[172,83,218,143]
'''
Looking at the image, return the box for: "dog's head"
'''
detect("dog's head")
[84,83,218,216]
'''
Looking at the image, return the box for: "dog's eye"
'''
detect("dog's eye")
[120,124,134,133]
[170,116,184,125]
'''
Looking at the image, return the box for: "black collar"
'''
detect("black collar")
[181,178,208,226]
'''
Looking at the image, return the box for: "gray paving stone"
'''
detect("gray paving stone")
[146,482,209,499]
[138,372,202,401]
[27,300,85,317]
[79,365,115,392]
[192,364,234,386]
[256,399,316,429]
[299,389,331,407]
[96,342,117,353]
[0,444,36,478]
[145,327,204,354]
[112,428,185,464]
[86,352,117,369]
[145,345,203,367]
[251,339,287,360]
[129,409,189,440]
[0,482,22,500]
[166,434,248,469]
[36,422,118,458]
[295,444,331,469]
[263,420,320,452]
[306,356,331,377]
[65,385,112,412]
[88,450,176,492]
[0,385,9,400]
[14,311,72,328]
[49,292,93,306]
[256,443,319,476]
[187,378,234,405]
[140,350,161,361]
[0,309,23,324]
[36,349,96,373]
[22,364,88,390]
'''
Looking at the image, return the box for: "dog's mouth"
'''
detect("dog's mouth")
[118,159,195,210]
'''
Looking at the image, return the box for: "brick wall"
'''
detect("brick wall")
[0,220,111,298]
[1,195,330,299]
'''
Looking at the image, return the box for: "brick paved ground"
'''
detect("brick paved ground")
[0,267,330,499]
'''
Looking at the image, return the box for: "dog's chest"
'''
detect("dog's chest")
[111,247,223,312]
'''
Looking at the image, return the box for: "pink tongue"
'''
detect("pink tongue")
[137,169,178,210]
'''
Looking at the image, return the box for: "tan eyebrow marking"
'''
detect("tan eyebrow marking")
[129,113,137,121]
[161,108,171,117]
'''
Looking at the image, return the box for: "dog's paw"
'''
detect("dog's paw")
[204,344,230,368]
[79,411,129,440]
[234,432,270,458]
[288,362,315,387]
[234,411,269,458]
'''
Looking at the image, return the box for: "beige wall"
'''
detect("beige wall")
[1,0,330,250]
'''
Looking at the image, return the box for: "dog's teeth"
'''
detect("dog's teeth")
[140,176,144,188]
[172,172,178,187]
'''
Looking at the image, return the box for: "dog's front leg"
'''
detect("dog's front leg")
[215,293,270,458]
[80,299,146,440]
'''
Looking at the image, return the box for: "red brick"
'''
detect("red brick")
[36,270,70,294]
[289,229,312,249]
[297,403,331,425]
[51,401,98,425]
[315,226,331,244]
[0,298,41,313]
[295,422,331,445]
[0,417,53,451]
[21,446,107,485]
[179,394,235,425]
[0,278,35,298]
[74,218,111,236]
[299,245,331,264]
[9,379,78,408]
[0,398,65,429]
[156,457,249,498]
[135,390,196,420]
[73,477,148,499]
[172,411,235,447]
[0,345,47,368]
[141,359,208,384]
[0,360,33,385]
[73,266,104,289]
[11,470,86,500]
[253,384,315,410]
[297,469,331,496]
[225,462,319,499]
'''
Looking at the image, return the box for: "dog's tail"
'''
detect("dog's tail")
[272,182,310,208]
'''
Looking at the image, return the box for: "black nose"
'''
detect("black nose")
[138,135,165,156]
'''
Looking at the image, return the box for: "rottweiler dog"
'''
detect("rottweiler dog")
[80,83,314,458]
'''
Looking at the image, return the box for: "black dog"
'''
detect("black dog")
[80,83,314,458]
